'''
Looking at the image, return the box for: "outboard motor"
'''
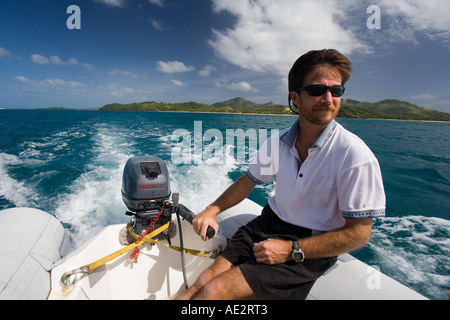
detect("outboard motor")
[120,156,218,290]
[122,156,174,240]
[121,156,216,245]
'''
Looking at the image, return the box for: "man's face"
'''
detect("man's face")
[290,67,342,126]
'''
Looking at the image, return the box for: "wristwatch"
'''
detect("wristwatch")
[292,240,305,263]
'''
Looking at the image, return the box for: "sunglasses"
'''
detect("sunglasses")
[296,85,345,97]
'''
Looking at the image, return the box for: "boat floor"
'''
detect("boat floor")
[49,199,427,300]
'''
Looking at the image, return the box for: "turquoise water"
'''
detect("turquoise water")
[0,109,449,299]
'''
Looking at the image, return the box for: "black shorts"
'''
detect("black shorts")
[221,204,337,300]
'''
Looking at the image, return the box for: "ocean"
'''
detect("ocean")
[0,109,449,300]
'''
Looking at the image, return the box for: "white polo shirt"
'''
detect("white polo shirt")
[247,119,386,231]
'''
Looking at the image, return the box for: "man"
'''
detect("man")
[176,49,386,300]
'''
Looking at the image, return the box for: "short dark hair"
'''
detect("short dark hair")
[288,49,352,110]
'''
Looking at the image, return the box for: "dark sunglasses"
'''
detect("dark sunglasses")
[296,85,345,97]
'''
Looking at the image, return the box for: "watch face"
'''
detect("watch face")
[293,252,303,261]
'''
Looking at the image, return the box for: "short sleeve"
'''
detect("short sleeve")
[338,160,386,219]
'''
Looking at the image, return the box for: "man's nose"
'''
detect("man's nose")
[321,89,334,103]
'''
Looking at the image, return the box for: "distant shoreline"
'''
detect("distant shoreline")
[98,97,450,122]
[3,95,450,122]
[4,107,450,123]
[100,109,450,122]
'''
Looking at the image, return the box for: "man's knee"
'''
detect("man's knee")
[196,266,254,300]
[199,277,224,299]
[193,257,232,289]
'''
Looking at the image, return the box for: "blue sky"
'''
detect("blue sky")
[1,0,450,113]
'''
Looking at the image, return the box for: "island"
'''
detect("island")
[99,97,450,122]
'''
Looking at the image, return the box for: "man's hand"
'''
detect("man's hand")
[253,239,292,265]
[193,174,257,241]
[192,206,220,241]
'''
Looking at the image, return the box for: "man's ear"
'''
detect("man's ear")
[290,91,300,108]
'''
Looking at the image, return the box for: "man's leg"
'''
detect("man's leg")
[175,256,257,300]
[192,264,257,300]
[176,256,233,300]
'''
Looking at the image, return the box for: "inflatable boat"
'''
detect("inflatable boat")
[0,156,427,300]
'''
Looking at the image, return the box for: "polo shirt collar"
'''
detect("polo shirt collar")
[280,119,337,149]
[314,120,337,148]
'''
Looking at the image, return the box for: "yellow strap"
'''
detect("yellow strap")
[127,223,211,258]
[87,222,170,272]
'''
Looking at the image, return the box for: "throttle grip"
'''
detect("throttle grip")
[177,204,216,238]
[206,226,216,238]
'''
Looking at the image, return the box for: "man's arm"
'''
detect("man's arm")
[253,218,373,264]
[299,218,372,259]
[193,174,257,241]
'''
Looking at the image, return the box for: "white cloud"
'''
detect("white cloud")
[32,54,81,66]
[208,0,450,80]
[50,56,78,65]
[95,0,164,8]
[229,81,259,92]
[209,0,368,77]
[0,47,12,58]
[45,78,82,87]
[156,61,195,73]
[150,18,164,31]
[81,63,95,71]
[198,65,216,77]
[100,85,147,100]
[31,54,50,65]
[411,93,436,100]
[148,0,165,7]
[14,75,37,85]
[30,54,94,70]
[215,80,259,92]
[108,69,147,79]
[94,0,125,7]
[14,75,82,88]
[379,0,450,43]
[114,87,142,95]
[171,79,187,87]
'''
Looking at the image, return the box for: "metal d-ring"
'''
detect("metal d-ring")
[60,265,89,289]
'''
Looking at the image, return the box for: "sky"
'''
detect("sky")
[1,0,450,112]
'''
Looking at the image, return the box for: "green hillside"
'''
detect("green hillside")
[339,99,450,121]
[101,101,216,113]
[101,98,290,114]
[100,97,450,121]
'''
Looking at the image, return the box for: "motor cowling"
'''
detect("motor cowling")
[120,156,174,241]
[121,156,171,212]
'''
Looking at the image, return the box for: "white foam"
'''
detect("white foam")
[0,153,40,208]
[54,125,132,249]
[164,133,276,212]
[167,145,239,214]
[369,215,450,299]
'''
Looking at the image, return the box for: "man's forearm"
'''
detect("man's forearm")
[299,218,373,259]
[193,174,256,240]
[253,218,373,264]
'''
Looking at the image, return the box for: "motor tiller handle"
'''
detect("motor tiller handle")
[177,204,216,239]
